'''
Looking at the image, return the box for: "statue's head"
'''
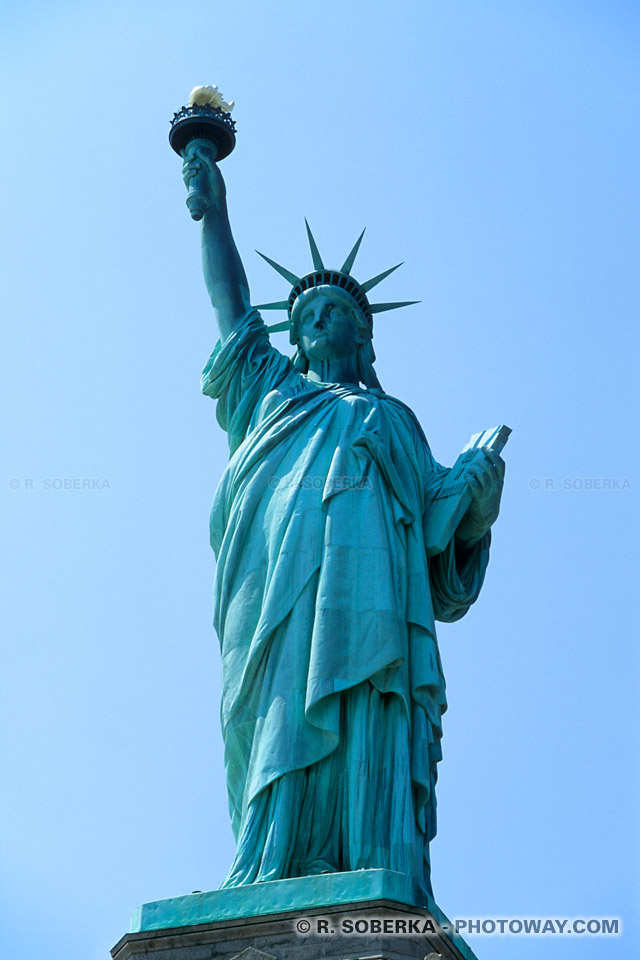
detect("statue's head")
[289,285,378,384]
[254,223,418,389]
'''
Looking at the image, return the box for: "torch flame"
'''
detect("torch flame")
[189,85,234,113]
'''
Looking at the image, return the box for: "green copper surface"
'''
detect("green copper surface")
[131,870,478,960]
[131,869,424,931]
[340,227,366,274]
[178,141,506,900]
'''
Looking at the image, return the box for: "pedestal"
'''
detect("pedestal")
[111,870,479,960]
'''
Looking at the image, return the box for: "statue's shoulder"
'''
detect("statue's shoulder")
[374,390,430,445]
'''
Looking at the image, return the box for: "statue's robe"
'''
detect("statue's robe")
[202,312,490,895]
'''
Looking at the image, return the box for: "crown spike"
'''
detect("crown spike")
[304,219,324,271]
[340,228,366,274]
[369,300,420,314]
[256,251,300,287]
[265,319,292,333]
[361,263,404,294]
[254,300,290,310]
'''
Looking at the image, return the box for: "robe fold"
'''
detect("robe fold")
[202,311,490,894]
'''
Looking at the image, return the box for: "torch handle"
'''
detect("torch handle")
[183,138,219,221]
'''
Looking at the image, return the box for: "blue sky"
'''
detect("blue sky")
[1,2,638,959]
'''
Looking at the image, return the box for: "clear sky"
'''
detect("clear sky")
[1,2,638,959]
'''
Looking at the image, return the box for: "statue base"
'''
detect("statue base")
[111,870,479,960]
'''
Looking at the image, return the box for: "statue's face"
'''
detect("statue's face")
[298,294,367,362]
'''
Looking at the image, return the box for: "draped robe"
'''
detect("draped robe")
[202,312,490,896]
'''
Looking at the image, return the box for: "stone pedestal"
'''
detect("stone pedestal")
[111,871,479,960]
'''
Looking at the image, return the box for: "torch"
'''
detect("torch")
[169,86,237,221]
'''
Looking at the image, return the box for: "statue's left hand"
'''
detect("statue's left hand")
[456,447,505,547]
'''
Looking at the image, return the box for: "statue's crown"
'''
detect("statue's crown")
[254,222,418,334]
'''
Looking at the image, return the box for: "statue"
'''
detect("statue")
[176,108,506,901]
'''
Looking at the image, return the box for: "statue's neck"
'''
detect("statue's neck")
[305,354,360,387]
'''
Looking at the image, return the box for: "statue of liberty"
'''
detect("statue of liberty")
[181,140,505,901]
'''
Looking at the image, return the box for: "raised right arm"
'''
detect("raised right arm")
[182,142,251,341]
